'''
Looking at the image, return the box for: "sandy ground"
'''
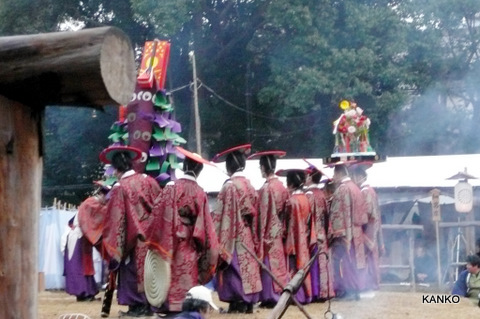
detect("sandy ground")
[39,287,479,319]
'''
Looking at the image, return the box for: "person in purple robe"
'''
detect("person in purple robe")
[211,144,262,313]
[328,162,367,300]
[247,150,289,308]
[304,165,335,301]
[62,215,99,302]
[151,147,219,314]
[351,163,385,291]
[100,145,162,317]
[279,168,313,304]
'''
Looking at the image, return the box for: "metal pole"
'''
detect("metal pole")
[190,50,201,154]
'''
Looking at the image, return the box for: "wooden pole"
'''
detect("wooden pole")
[435,221,442,287]
[239,242,313,319]
[0,27,136,107]
[408,229,416,292]
[268,247,322,319]
[189,50,202,155]
[430,189,442,288]
[0,26,136,319]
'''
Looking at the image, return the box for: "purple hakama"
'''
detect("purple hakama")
[306,186,335,300]
[64,236,98,299]
[309,245,321,300]
[259,257,280,303]
[360,184,384,291]
[329,177,367,297]
[216,251,259,303]
[116,250,148,306]
[331,241,359,296]
[288,256,311,304]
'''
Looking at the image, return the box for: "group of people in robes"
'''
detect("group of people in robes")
[63,143,385,317]
[65,145,219,317]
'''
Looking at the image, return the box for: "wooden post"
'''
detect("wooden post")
[0,96,42,319]
[0,26,135,319]
[430,189,442,288]
[408,229,416,292]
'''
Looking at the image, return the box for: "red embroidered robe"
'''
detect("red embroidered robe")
[329,178,367,269]
[78,196,107,246]
[285,192,313,297]
[102,172,162,292]
[361,183,384,284]
[306,186,335,298]
[148,177,219,311]
[212,175,262,294]
[257,176,289,292]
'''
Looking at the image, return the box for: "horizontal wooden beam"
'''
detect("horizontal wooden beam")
[0,26,136,108]
[438,221,480,228]
[381,224,424,231]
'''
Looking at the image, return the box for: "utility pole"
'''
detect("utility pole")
[189,50,202,154]
[245,62,252,142]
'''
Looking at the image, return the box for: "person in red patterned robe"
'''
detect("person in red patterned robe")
[351,164,384,291]
[305,166,335,301]
[76,182,111,289]
[150,147,219,313]
[281,168,314,304]
[328,163,367,300]
[100,146,162,317]
[248,151,289,308]
[211,144,262,313]
[78,182,110,248]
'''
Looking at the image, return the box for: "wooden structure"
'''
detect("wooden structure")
[439,220,480,283]
[0,26,135,318]
[379,224,424,291]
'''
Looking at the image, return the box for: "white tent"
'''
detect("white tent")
[192,153,480,192]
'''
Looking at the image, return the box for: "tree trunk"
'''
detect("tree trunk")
[0,26,136,108]
[0,96,42,318]
[0,26,136,318]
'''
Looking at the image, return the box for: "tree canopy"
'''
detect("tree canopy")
[1,0,479,204]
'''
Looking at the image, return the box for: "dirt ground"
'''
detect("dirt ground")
[39,287,479,319]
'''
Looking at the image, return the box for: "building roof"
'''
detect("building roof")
[172,154,480,207]
[191,154,480,193]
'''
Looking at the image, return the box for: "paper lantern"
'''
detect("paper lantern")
[454,180,473,213]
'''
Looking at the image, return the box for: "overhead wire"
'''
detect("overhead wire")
[198,78,322,121]
[167,82,192,94]
[166,79,325,136]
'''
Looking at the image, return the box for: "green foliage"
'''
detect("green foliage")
[0,0,73,34]
[251,0,411,156]
[42,106,117,205]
